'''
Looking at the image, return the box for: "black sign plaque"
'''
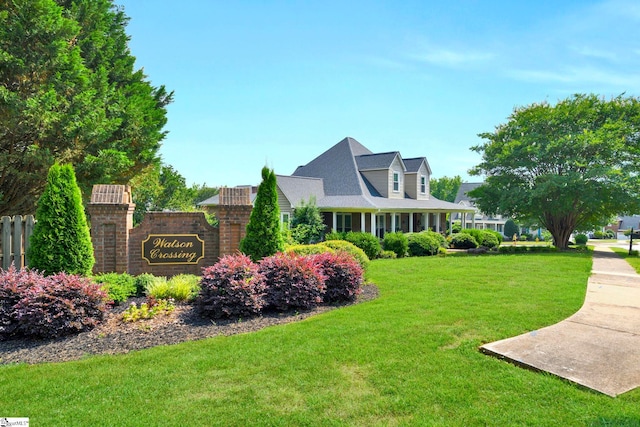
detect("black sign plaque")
[142,234,205,265]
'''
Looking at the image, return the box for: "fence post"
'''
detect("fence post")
[12,215,22,269]
[24,215,35,268]
[2,216,10,270]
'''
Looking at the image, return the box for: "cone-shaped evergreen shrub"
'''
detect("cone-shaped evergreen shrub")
[28,164,94,275]
[240,167,285,261]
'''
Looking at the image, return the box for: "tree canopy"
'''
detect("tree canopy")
[469,94,640,249]
[0,0,172,215]
[430,176,462,202]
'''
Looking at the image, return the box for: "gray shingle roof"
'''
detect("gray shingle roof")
[404,157,430,174]
[293,137,371,196]
[355,152,402,171]
[276,175,325,208]
[454,182,483,204]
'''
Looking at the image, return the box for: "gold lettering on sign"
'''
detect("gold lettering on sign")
[142,234,205,265]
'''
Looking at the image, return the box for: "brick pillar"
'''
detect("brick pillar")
[213,187,252,257]
[87,185,135,274]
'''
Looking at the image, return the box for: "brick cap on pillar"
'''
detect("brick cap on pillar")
[89,184,134,206]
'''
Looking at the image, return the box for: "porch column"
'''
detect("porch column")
[435,213,440,233]
[371,213,376,237]
[361,212,366,233]
[449,215,453,235]
[425,212,430,231]
[391,213,396,233]
[409,212,414,233]
[471,211,476,229]
[332,212,337,232]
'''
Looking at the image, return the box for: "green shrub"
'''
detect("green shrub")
[94,272,136,305]
[487,229,504,244]
[343,232,382,259]
[504,219,519,239]
[290,197,325,244]
[146,274,200,302]
[605,229,616,239]
[321,240,370,271]
[325,231,346,241]
[285,244,334,256]
[383,232,408,258]
[574,233,588,245]
[451,233,478,249]
[407,232,441,256]
[593,231,605,239]
[378,250,397,259]
[134,273,158,297]
[480,231,499,249]
[520,234,529,241]
[27,164,94,275]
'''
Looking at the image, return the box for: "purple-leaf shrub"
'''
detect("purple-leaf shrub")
[0,267,111,340]
[312,252,363,303]
[198,254,266,319]
[0,267,44,339]
[259,253,326,311]
[13,273,111,339]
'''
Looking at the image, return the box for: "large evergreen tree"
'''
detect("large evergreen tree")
[0,0,172,215]
[27,164,94,275]
[240,167,285,261]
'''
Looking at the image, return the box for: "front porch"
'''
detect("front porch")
[322,210,473,238]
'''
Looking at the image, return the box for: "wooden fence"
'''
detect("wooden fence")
[0,215,35,269]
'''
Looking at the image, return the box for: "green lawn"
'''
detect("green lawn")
[2,253,639,426]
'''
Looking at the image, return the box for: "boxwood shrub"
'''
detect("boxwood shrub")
[343,231,382,260]
[407,231,441,256]
[94,272,137,305]
[383,232,408,258]
[574,233,589,245]
[451,233,479,249]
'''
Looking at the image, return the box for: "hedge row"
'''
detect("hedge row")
[197,252,363,319]
[0,267,111,340]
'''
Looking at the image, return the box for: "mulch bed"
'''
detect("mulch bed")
[0,284,378,365]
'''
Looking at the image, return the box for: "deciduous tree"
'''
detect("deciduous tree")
[430,176,462,202]
[469,94,640,249]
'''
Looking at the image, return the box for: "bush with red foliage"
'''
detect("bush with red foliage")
[0,267,111,340]
[259,253,326,311]
[312,252,363,303]
[198,254,266,319]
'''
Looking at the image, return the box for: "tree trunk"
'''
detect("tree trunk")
[543,213,576,250]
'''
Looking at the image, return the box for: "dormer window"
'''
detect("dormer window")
[393,172,400,192]
[420,175,427,194]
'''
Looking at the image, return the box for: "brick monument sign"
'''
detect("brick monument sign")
[88,185,252,277]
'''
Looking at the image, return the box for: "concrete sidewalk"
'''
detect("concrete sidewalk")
[480,245,640,397]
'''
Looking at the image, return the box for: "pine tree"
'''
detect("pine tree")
[240,167,285,261]
[28,164,94,275]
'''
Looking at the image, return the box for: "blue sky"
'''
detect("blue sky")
[117,0,640,187]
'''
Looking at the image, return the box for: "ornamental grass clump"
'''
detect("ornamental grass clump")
[259,253,326,311]
[0,267,111,340]
[312,252,363,303]
[146,274,200,302]
[198,254,266,319]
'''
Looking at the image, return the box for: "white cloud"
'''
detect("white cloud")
[409,47,495,68]
[507,65,640,88]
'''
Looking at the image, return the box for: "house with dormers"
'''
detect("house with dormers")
[201,137,475,237]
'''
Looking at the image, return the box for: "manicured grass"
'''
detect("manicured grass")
[610,247,640,273]
[2,253,640,425]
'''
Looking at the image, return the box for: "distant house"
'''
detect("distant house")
[200,137,474,237]
[452,183,508,233]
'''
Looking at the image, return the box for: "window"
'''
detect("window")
[281,212,290,229]
[393,172,400,192]
[420,175,427,194]
[336,213,352,233]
